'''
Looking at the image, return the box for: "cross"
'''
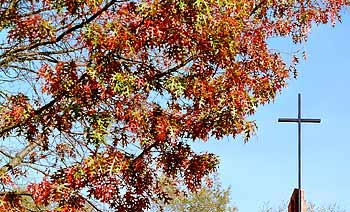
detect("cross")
[278,93,321,212]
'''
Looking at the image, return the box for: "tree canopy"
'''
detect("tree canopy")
[153,175,238,212]
[0,0,349,211]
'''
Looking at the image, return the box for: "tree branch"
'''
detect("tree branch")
[0,191,32,197]
[132,142,158,165]
[249,0,267,17]
[0,72,88,173]
[155,56,195,79]
[1,141,39,173]
[0,0,122,59]
[0,98,57,137]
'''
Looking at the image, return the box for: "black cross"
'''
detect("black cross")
[278,93,321,212]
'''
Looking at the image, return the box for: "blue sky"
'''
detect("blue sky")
[193,13,350,211]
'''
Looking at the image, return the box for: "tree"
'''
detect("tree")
[260,201,347,212]
[153,174,238,212]
[307,202,347,212]
[0,0,349,211]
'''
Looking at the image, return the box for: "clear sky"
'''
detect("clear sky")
[192,12,350,212]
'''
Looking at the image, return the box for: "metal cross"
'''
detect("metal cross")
[278,93,321,212]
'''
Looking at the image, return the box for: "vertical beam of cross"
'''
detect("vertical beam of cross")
[278,93,321,212]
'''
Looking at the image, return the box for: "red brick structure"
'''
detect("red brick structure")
[288,188,306,212]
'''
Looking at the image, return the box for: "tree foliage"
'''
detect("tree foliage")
[153,175,238,212]
[0,0,349,211]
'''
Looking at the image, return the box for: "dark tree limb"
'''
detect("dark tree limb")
[0,0,123,60]
[250,0,267,17]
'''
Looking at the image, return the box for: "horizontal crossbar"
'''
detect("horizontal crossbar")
[278,118,321,123]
